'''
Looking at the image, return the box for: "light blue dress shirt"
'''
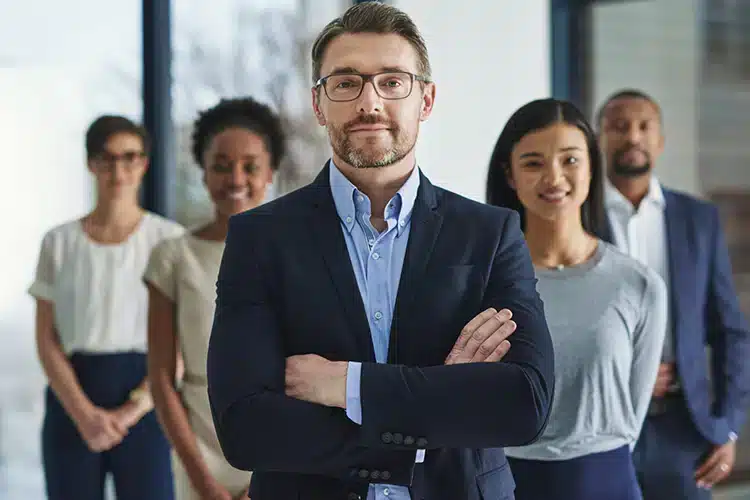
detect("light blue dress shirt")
[329,161,419,500]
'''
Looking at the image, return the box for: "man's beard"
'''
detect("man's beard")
[612,147,651,178]
[329,115,415,169]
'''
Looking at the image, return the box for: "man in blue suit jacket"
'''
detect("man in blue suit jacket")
[597,89,750,499]
[206,3,554,500]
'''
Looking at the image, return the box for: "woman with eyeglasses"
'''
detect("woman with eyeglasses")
[144,97,285,500]
[29,115,183,500]
[486,99,668,500]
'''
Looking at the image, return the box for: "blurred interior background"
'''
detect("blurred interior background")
[0,0,748,498]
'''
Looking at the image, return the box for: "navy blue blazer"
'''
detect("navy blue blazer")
[207,166,555,500]
[603,187,750,445]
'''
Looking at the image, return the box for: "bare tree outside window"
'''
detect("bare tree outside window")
[104,1,333,228]
[171,3,330,227]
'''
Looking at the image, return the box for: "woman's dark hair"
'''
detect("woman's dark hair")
[85,115,149,160]
[191,97,286,171]
[485,98,605,238]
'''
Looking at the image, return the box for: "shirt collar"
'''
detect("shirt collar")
[329,159,420,235]
[604,175,665,212]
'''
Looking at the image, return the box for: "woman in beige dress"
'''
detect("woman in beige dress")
[144,97,285,500]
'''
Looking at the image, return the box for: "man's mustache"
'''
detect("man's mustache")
[345,115,393,131]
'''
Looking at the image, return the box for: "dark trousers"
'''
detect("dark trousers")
[633,397,714,500]
[508,445,642,500]
[42,352,174,500]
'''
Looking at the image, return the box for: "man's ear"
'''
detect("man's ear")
[311,87,326,126]
[419,82,436,122]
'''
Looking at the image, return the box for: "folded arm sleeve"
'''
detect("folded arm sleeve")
[358,211,555,450]
[207,214,416,482]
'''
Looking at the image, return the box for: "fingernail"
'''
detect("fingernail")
[496,310,511,320]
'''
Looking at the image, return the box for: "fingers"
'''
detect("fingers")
[695,449,722,488]
[446,308,498,362]
[469,323,515,363]
[696,446,733,489]
[461,310,514,362]
[696,460,730,489]
[483,340,511,363]
[660,362,675,374]
[446,309,516,364]
[652,376,670,398]
[110,412,129,435]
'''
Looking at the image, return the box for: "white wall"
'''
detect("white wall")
[394,0,551,201]
[591,0,701,196]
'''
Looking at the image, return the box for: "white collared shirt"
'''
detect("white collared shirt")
[605,176,674,362]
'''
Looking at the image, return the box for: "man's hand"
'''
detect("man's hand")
[695,440,736,489]
[285,354,347,409]
[652,363,674,398]
[445,308,515,365]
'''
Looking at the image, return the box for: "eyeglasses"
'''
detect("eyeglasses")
[315,71,429,102]
[94,150,146,168]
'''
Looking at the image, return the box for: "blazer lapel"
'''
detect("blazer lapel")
[664,190,688,359]
[388,173,443,363]
[308,165,376,361]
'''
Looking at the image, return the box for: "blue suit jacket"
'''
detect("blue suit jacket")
[207,166,555,500]
[603,187,750,445]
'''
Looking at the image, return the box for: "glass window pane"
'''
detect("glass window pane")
[171,0,343,228]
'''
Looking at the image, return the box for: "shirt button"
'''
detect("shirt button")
[374,311,383,320]
[372,252,380,260]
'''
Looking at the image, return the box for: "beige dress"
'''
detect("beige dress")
[144,233,250,499]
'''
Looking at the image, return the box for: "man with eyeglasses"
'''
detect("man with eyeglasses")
[207,3,554,500]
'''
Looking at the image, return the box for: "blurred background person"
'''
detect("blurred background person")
[28,115,183,500]
[598,89,750,499]
[486,98,667,500]
[144,97,285,500]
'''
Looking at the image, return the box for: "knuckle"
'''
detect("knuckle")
[472,330,485,341]
[478,344,494,356]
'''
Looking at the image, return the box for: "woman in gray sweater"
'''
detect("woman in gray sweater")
[485,98,667,500]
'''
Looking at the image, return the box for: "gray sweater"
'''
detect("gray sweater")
[505,241,667,461]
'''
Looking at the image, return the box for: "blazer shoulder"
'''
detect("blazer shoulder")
[664,188,717,214]
[230,183,319,228]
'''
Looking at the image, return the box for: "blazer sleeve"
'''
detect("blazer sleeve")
[706,206,750,437]
[207,214,416,482]
[357,210,555,451]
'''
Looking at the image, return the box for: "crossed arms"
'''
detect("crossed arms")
[207,211,554,480]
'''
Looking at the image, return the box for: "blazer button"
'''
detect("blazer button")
[404,435,415,446]
[416,437,428,447]
[358,469,370,479]
[393,433,404,445]
[381,432,393,444]
[381,471,391,480]
[347,493,361,500]
[370,470,380,480]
